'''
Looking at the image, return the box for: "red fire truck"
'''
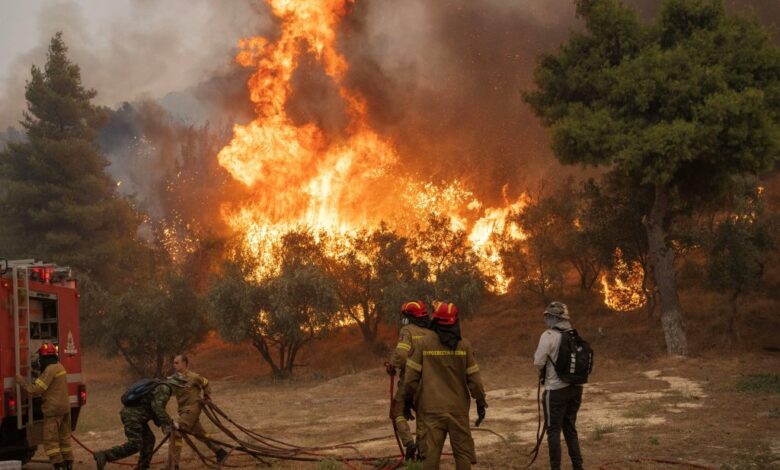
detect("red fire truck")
[0,259,86,462]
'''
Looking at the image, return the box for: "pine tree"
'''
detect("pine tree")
[0,33,143,282]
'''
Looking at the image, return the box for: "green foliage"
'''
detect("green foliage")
[736,374,780,394]
[527,0,780,186]
[0,33,143,284]
[525,0,780,355]
[409,214,487,316]
[328,225,426,345]
[84,269,210,378]
[209,231,340,379]
[501,186,574,301]
[707,178,774,332]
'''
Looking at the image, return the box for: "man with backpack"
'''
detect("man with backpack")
[533,301,590,470]
[93,379,176,470]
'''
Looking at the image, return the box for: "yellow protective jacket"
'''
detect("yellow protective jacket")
[19,363,69,417]
[171,370,211,411]
[390,323,434,377]
[403,334,486,414]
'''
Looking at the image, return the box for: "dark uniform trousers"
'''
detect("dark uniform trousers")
[543,385,584,470]
[420,412,476,470]
[103,407,158,469]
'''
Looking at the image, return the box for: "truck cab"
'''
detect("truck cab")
[0,259,86,462]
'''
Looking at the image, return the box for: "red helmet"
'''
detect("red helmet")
[432,301,458,325]
[401,300,428,318]
[38,343,58,356]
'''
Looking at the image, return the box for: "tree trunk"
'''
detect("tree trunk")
[728,289,740,340]
[645,184,688,356]
[251,336,284,379]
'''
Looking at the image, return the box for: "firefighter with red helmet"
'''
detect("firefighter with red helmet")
[402,301,487,470]
[387,300,434,460]
[15,343,73,470]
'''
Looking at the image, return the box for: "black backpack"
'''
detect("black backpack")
[551,328,593,385]
[121,379,162,406]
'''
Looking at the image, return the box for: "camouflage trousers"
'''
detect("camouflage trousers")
[101,407,157,469]
[173,405,222,464]
[42,412,73,465]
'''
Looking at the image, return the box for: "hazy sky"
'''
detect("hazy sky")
[0,0,264,127]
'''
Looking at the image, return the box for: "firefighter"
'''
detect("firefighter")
[93,380,176,470]
[168,354,227,468]
[402,301,487,470]
[15,343,73,470]
[386,300,434,460]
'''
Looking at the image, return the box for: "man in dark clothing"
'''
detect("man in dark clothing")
[93,381,176,470]
[533,301,584,470]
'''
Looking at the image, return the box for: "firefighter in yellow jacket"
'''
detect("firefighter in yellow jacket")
[386,300,434,460]
[15,343,73,470]
[403,302,487,470]
[168,355,227,469]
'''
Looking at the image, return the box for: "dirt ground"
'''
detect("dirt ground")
[21,348,780,470]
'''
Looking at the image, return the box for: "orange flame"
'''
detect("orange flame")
[600,248,646,312]
[217,0,527,291]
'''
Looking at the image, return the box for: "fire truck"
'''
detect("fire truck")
[0,259,86,462]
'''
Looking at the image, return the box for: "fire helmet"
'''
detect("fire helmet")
[543,301,570,320]
[38,343,58,357]
[432,301,458,326]
[401,300,428,318]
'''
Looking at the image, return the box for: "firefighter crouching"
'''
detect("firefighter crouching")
[168,354,227,469]
[403,301,487,470]
[15,343,73,470]
[386,300,434,460]
[93,379,176,470]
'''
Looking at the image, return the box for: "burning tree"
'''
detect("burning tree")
[525,0,780,355]
[209,231,340,379]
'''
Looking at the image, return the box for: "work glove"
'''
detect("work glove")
[403,400,415,422]
[475,400,487,427]
[203,394,212,402]
[384,362,396,377]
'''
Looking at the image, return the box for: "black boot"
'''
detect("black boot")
[64,461,74,470]
[94,451,107,470]
[404,441,417,461]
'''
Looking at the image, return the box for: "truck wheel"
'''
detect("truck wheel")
[0,445,37,463]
